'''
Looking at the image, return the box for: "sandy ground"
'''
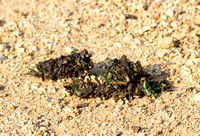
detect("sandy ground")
[0,0,200,135]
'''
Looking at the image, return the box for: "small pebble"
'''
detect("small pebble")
[166,92,171,95]
[172,122,179,126]
[7,105,17,110]
[18,48,25,53]
[0,19,6,26]
[113,130,122,136]
[166,9,174,18]
[116,106,123,111]
[194,15,200,25]
[131,125,141,133]
[151,118,157,123]
[138,133,147,136]
[151,1,160,9]
[114,42,122,48]
[124,14,138,20]
[47,97,52,102]
[87,133,93,136]
[186,87,195,92]
[118,99,125,105]
[23,106,28,109]
[176,93,181,98]
[143,4,149,10]
[173,9,185,15]
[175,32,186,39]
[66,11,73,16]
[158,37,173,48]
[0,85,4,90]
[156,118,163,124]
[0,55,7,61]
[31,84,39,90]
[65,46,73,54]
[193,93,200,101]
[123,36,132,43]
[0,43,7,52]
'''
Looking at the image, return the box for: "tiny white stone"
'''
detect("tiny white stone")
[194,93,200,101]
[166,9,173,18]
[194,15,200,25]
[0,43,6,52]
[18,48,25,53]
[123,36,132,43]
[87,133,93,136]
[114,42,122,48]
[151,118,156,123]
[171,22,178,29]
[134,38,141,45]
[65,46,73,54]
[39,87,46,92]
[142,26,151,32]
[115,27,121,32]
[31,84,39,90]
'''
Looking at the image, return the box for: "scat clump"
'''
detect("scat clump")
[25,49,93,81]
[64,55,171,101]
